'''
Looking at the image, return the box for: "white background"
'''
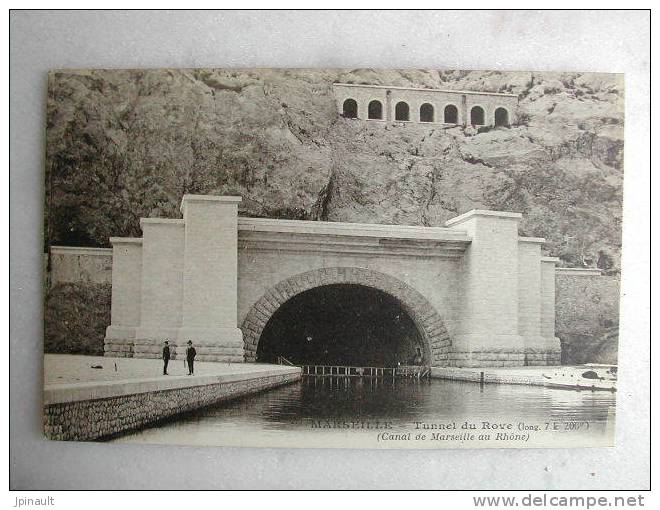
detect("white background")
[8,9,650,490]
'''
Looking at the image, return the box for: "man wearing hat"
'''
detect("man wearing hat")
[162,341,171,375]
[186,340,197,376]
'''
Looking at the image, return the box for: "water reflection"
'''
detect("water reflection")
[114,378,616,448]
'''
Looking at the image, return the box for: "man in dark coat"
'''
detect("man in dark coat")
[186,340,197,376]
[162,341,170,375]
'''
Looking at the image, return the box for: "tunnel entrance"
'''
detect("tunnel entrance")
[255,284,425,367]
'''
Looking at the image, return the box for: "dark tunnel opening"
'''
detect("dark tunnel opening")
[256,284,425,367]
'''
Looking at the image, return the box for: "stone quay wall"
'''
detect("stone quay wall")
[44,369,300,441]
[432,366,557,388]
[431,366,616,391]
[448,349,560,368]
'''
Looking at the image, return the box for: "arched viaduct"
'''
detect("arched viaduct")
[332,83,519,127]
[105,195,561,368]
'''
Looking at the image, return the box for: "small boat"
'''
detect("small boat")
[541,365,617,391]
[584,363,618,377]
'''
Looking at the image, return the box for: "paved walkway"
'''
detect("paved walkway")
[44,354,289,386]
[431,365,617,390]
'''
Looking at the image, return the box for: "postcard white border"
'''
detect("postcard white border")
[8,9,650,490]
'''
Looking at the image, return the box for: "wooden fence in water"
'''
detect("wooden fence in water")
[300,364,431,379]
[276,356,430,379]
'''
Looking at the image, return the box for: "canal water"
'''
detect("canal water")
[113,378,616,449]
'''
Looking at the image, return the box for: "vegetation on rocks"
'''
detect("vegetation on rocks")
[44,282,111,355]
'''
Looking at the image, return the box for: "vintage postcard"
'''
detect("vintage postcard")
[43,69,622,449]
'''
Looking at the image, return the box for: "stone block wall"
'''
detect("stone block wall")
[105,197,245,363]
[432,366,560,387]
[447,211,525,365]
[44,371,300,441]
[49,246,112,285]
[104,239,142,358]
[237,243,464,344]
[134,219,185,359]
[46,250,615,367]
[555,271,620,364]
[49,196,617,368]
[517,240,543,339]
[447,349,560,368]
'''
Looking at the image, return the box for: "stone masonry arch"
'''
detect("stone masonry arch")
[240,267,452,366]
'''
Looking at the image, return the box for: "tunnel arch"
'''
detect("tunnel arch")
[241,267,451,366]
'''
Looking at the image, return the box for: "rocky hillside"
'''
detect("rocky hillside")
[45,69,624,271]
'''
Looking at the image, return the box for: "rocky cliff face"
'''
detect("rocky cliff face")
[46,68,623,271]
